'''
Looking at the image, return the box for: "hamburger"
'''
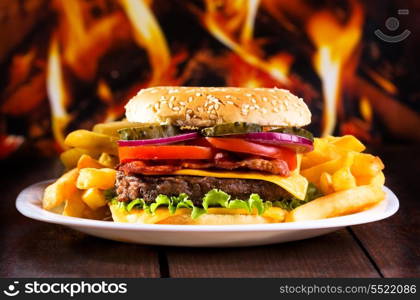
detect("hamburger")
[109,86,321,225]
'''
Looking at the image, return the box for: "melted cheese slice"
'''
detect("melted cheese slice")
[171,169,308,200]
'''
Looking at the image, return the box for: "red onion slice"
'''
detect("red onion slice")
[118,132,199,146]
[239,132,314,153]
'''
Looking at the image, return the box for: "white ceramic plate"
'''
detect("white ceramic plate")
[16,180,399,247]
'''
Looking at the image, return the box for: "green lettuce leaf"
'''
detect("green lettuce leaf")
[126,198,149,213]
[202,189,230,210]
[150,195,172,214]
[113,184,322,219]
[227,199,251,212]
[191,207,206,219]
[248,194,264,215]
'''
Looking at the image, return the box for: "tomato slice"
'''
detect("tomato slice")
[119,145,214,162]
[205,137,297,170]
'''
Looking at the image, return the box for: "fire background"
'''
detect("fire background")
[0,0,419,278]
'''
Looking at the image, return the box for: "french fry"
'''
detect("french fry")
[63,190,87,218]
[60,148,101,169]
[351,153,384,177]
[98,152,119,168]
[332,167,357,192]
[64,130,118,155]
[82,188,107,210]
[301,138,341,169]
[329,135,366,152]
[77,154,105,169]
[331,152,356,192]
[42,169,79,210]
[76,168,116,190]
[319,172,334,194]
[356,171,385,186]
[285,185,385,222]
[93,120,143,137]
[301,156,347,186]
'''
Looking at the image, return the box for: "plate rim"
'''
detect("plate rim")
[16,180,399,232]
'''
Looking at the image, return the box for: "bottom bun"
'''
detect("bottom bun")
[109,205,286,225]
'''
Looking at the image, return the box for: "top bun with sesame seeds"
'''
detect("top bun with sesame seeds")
[125,86,311,127]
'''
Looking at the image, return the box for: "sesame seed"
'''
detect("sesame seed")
[186,109,193,114]
[243,104,250,109]
[173,107,180,111]
[170,96,175,102]
[226,101,234,105]
[196,93,202,96]
[273,107,280,113]
[179,101,186,106]
[168,102,174,109]
[160,96,167,101]
[251,98,257,104]
[214,103,220,110]
[246,93,252,97]
[188,97,193,103]
[225,95,232,99]
[262,97,268,102]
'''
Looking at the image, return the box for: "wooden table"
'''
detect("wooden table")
[1,146,419,278]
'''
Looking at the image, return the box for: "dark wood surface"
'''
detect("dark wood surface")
[1,146,419,278]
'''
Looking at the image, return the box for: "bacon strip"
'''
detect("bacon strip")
[119,160,181,175]
[119,152,290,176]
[213,152,290,176]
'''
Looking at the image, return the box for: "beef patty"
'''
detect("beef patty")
[115,171,291,205]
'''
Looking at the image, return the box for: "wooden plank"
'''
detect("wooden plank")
[165,230,380,277]
[0,159,160,277]
[350,146,420,277]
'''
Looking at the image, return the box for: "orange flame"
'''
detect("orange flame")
[366,69,397,95]
[119,0,171,85]
[359,96,373,123]
[202,0,291,85]
[46,34,70,150]
[307,2,363,136]
[58,0,129,81]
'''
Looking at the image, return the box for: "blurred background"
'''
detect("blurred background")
[0,0,419,160]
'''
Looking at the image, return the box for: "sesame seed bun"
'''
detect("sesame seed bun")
[109,205,286,225]
[125,86,311,127]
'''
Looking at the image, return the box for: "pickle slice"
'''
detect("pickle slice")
[269,127,314,141]
[118,125,181,140]
[201,122,262,137]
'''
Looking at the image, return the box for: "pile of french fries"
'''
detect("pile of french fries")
[44,121,386,223]
[43,121,136,219]
[59,120,136,169]
[286,135,385,222]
